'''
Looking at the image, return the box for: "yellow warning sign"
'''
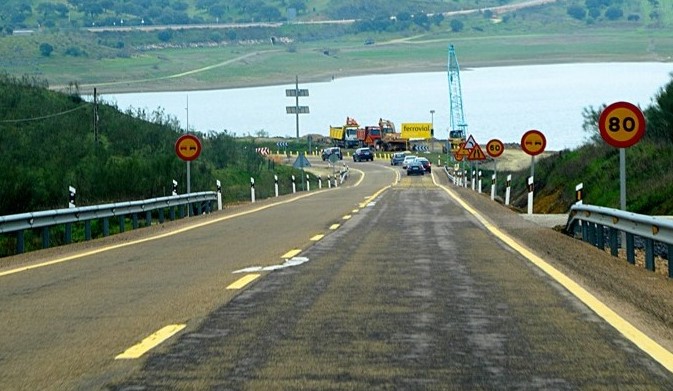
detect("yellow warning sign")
[467,144,487,161]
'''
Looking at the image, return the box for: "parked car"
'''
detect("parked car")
[321,147,342,161]
[415,157,432,172]
[353,147,374,162]
[390,152,406,166]
[406,160,425,176]
[401,155,417,169]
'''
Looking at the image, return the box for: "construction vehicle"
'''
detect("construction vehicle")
[356,125,383,148]
[378,118,408,151]
[329,117,360,149]
[447,44,468,151]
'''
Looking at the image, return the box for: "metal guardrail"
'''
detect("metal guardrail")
[0,192,218,255]
[566,204,673,278]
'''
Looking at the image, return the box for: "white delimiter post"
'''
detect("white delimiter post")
[527,176,534,215]
[306,174,310,192]
[319,176,322,189]
[478,171,482,194]
[471,170,476,191]
[505,174,512,206]
[250,177,256,203]
[216,180,222,210]
[575,182,583,205]
[274,175,279,197]
[292,175,296,193]
[490,174,496,201]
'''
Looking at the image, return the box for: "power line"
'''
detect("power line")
[0,104,88,123]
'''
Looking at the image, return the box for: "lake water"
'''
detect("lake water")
[101,62,673,151]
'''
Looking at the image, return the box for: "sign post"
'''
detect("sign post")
[598,101,646,212]
[485,138,504,200]
[286,76,309,139]
[520,130,546,215]
[175,134,202,195]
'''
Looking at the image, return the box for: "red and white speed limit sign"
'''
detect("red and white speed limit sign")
[486,139,504,158]
[598,101,646,148]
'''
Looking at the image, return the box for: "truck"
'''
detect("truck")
[356,125,383,149]
[378,118,408,151]
[329,117,360,149]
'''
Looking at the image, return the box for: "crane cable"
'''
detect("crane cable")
[0,104,88,123]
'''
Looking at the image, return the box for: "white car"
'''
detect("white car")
[401,155,417,169]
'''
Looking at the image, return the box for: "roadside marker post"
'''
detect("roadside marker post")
[575,183,584,205]
[527,176,534,215]
[505,174,512,206]
[292,175,296,194]
[274,175,279,197]
[491,174,496,201]
[250,177,255,203]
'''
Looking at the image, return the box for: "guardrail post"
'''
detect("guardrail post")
[103,218,110,236]
[626,233,635,264]
[132,213,139,229]
[609,227,619,257]
[170,207,176,221]
[158,209,165,224]
[645,238,655,271]
[65,223,72,244]
[596,224,605,249]
[85,221,92,240]
[17,231,24,254]
[119,216,126,232]
[668,244,673,278]
[42,227,50,249]
[145,210,152,226]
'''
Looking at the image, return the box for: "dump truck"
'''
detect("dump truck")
[356,125,383,149]
[329,117,360,149]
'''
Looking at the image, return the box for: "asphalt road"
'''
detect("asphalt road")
[1,158,673,390]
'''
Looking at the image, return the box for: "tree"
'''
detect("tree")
[605,7,623,20]
[450,19,464,32]
[567,5,587,20]
[39,43,54,57]
[644,77,673,143]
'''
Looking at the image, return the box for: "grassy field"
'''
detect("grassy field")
[30,28,671,94]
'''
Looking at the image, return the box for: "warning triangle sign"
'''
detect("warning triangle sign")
[467,144,487,161]
[464,135,477,150]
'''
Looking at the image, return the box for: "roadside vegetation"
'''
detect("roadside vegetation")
[499,73,673,214]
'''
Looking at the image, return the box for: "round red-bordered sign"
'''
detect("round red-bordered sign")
[486,139,505,158]
[598,101,646,148]
[175,134,202,161]
[521,130,546,156]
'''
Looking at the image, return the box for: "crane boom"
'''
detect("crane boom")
[448,44,467,150]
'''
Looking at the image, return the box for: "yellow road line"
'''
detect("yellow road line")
[310,234,324,241]
[115,324,186,360]
[281,249,302,259]
[226,273,261,290]
[438,183,673,374]
[329,224,340,230]
[0,188,338,278]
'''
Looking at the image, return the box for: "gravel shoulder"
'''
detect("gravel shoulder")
[437,172,673,356]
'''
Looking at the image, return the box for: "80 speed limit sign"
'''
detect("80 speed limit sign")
[598,101,646,148]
